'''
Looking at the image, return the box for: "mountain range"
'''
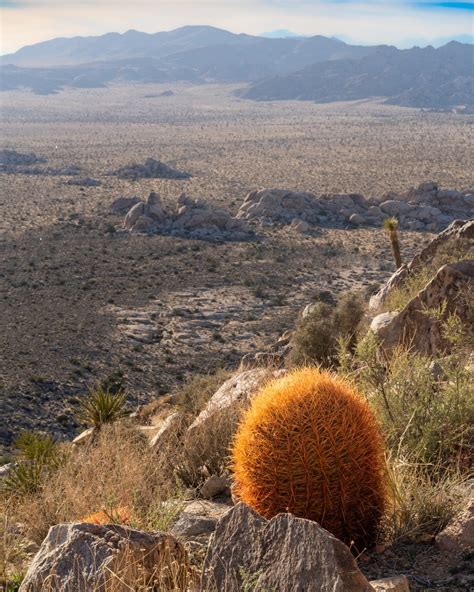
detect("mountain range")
[1,25,472,109]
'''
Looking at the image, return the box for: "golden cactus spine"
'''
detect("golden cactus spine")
[231,367,387,551]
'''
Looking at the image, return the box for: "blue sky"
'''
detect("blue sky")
[1,0,473,54]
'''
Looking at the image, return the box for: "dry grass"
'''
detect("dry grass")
[382,456,469,545]
[174,370,231,417]
[3,423,181,546]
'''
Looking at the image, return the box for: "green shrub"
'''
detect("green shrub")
[3,433,64,497]
[339,327,473,467]
[288,291,365,367]
[76,387,127,428]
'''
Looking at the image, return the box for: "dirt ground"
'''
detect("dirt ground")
[1,83,472,451]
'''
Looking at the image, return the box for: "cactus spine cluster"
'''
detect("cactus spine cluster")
[231,367,387,550]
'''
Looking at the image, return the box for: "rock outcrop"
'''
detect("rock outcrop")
[237,184,473,231]
[371,260,474,356]
[122,191,251,241]
[369,220,474,311]
[202,502,374,591]
[111,157,190,180]
[19,523,190,592]
[188,368,284,434]
[65,177,101,187]
[0,149,46,169]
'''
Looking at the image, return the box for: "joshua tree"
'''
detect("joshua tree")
[383,216,402,269]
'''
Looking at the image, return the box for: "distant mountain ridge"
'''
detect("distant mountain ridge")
[239,41,474,109]
[1,26,472,109]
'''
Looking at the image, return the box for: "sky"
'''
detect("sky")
[0,0,473,54]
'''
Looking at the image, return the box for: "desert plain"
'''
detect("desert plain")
[0,82,473,453]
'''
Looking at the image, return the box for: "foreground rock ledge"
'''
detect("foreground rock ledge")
[19,523,189,592]
[371,259,474,356]
[202,502,375,591]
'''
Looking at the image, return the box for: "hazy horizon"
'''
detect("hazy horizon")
[1,0,473,55]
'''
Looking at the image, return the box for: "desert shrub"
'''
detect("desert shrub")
[342,327,473,467]
[175,404,240,489]
[76,387,127,428]
[383,236,474,313]
[288,291,365,367]
[231,368,388,551]
[3,433,65,497]
[384,267,433,312]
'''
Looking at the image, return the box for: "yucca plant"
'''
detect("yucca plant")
[76,387,127,429]
[3,432,63,497]
[3,462,43,497]
[14,432,58,464]
[383,216,402,269]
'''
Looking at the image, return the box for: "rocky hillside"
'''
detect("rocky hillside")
[1,221,473,591]
[239,42,474,109]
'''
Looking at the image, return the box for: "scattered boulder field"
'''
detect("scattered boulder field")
[119,191,252,240]
[236,183,474,232]
[113,182,473,242]
[2,148,472,234]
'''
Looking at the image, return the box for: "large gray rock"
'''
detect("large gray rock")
[188,368,284,434]
[123,200,146,229]
[170,500,231,540]
[380,200,411,216]
[372,260,474,356]
[19,523,189,592]
[202,503,374,592]
[436,497,474,554]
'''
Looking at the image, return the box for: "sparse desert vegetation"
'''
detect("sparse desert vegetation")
[0,82,473,591]
[1,84,472,450]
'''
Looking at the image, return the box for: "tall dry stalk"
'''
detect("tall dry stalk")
[383,217,402,269]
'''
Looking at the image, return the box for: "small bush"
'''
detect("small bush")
[175,405,239,489]
[288,291,365,367]
[339,320,473,468]
[76,387,127,428]
[3,433,64,497]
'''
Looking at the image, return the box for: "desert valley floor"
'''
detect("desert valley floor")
[1,82,473,452]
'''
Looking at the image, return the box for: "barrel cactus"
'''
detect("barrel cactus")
[231,367,387,550]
